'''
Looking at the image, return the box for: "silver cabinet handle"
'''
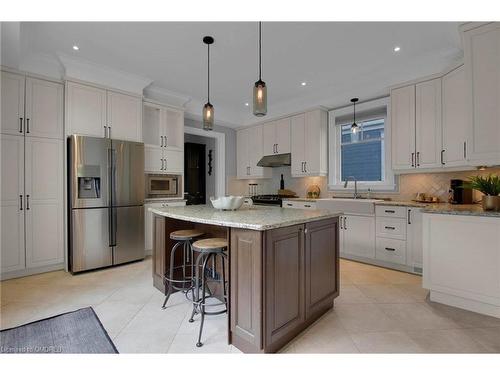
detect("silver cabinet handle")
[164,158,167,170]
[411,152,415,167]
[26,118,30,133]
[416,151,420,167]
[464,141,467,159]
[108,126,111,139]
[160,136,163,147]
[385,209,395,213]
[441,149,445,165]
[19,195,23,210]
[160,159,164,170]
[408,209,412,225]
[301,161,304,172]
[276,144,278,154]
[26,194,30,210]
[340,216,343,229]
[304,161,307,173]
[385,247,396,252]
[385,226,396,230]
[19,118,23,133]
[344,216,347,230]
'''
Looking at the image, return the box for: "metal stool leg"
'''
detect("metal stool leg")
[162,241,182,309]
[189,251,205,323]
[221,253,228,305]
[196,252,212,347]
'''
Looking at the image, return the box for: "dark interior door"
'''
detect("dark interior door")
[184,142,206,205]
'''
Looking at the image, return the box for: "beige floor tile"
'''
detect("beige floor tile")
[393,283,429,302]
[461,327,500,352]
[348,270,391,285]
[378,303,459,331]
[335,285,373,304]
[114,326,176,353]
[376,268,422,285]
[92,300,145,339]
[168,331,231,353]
[407,328,493,353]
[356,284,415,303]
[334,303,401,333]
[350,331,423,353]
[0,301,40,330]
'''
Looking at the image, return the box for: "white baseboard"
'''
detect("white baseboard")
[1,263,65,281]
[430,290,500,319]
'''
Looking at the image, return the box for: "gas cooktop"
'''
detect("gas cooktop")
[251,194,297,206]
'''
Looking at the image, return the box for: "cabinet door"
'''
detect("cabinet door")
[265,225,305,350]
[25,77,63,139]
[391,85,416,170]
[1,71,25,136]
[275,118,291,154]
[24,137,64,268]
[342,215,375,259]
[407,208,423,270]
[107,91,142,142]
[66,81,107,138]
[248,125,270,178]
[236,128,249,179]
[304,110,326,175]
[262,121,276,155]
[290,113,306,176]
[163,149,184,174]
[442,66,469,167]
[464,23,500,165]
[143,102,162,147]
[0,135,25,273]
[305,218,339,319]
[415,78,442,169]
[164,108,184,149]
[144,145,164,173]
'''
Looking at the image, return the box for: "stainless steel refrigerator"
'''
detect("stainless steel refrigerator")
[68,135,145,273]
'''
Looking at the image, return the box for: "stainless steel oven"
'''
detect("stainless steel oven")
[146,174,180,197]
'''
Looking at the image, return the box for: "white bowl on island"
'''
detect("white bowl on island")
[210,196,245,211]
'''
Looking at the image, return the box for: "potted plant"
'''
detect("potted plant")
[464,174,500,211]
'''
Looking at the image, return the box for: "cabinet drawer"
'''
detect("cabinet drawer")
[376,217,407,240]
[375,237,407,265]
[283,200,317,209]
[376,205,407,218]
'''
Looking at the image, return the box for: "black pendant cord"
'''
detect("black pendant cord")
[207,42,210,103]
[353,100,356,123]
[258,21,262,81]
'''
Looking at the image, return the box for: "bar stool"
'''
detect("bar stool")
[189,238,228,347]
[162,229,204,309]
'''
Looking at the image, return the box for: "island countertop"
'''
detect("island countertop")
[422,203,500,217]
[149,204,342,230]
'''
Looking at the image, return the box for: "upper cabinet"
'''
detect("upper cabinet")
[442,65,469,167]
[1,72,63,139]
[143,101,183,150]
[291,109,328,177]
[65,81,142,142]
[236,125,272,179]
[263,117,291,155]
[391,85,416,170]
[463,22,500,166]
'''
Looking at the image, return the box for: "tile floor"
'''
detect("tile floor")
[1,257,500,353]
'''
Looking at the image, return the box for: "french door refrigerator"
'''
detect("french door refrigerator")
[68,135,145,273]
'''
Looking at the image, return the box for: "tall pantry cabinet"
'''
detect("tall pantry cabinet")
[1,71,64,278]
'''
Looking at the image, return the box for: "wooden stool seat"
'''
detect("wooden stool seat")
[170,229,204,241]
[192,238,228,252]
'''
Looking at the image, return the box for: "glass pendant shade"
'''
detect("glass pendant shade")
[351,122,359,134]
[253,80,267,116]
[203,102,214,131]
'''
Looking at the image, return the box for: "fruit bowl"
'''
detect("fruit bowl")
[210,196,245,210]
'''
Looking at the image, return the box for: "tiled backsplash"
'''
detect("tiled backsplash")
[227,167,500,203]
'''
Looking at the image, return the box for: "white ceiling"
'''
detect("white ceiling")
[9,22,463,127]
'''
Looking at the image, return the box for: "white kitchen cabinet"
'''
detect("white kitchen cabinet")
[66,81,107,138]
[25,77,64,139]
[144,145,183,174]
[463,23,500,166]
[1,71,25,136]
[415,78,442,168]
[144,200,186,251]
[391,85,416,170]
[0,135,25,273]
[236,125,271,179]
[106,91,142,142]
[442,65,469,167]
[24,138,64,268]
[406,207,423,270]
[290,109,328,177]
[339,214,375,259]
[262,118,291,155]
[143,101,184,150]
[163,149,184,174]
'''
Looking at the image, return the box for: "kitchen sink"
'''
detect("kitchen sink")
[315,198,384,215]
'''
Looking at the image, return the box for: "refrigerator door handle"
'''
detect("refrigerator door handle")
[110,207,117,247]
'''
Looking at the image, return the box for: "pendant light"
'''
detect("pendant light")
[350,98,359,134]
[253,22,267,117]
[202,36,214,130]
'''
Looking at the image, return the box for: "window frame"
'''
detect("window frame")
[328,97,397,192]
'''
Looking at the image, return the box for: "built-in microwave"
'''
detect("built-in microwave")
[146,174,180,197]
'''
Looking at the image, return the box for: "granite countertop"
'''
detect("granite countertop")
[149,204,342,231]
[374,200,428,208]
[145,198,187,203]
[284,197,319,202]
[422,203,500,217]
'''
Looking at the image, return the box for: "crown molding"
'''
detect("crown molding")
[57,53,152,95]
[143,84,191,108]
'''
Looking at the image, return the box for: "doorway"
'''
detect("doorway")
[184,142,206,205]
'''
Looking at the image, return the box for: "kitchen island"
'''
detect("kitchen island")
[150,205,341,353]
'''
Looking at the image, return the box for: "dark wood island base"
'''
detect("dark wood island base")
[152,214,339,353]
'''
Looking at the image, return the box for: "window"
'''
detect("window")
[340,118,385,182]
[328,97,396,191]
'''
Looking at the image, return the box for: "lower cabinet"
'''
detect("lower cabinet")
[339,214,376,259]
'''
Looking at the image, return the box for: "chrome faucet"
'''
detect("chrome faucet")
[343,176,359,199]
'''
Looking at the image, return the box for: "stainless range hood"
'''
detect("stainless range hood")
[257,153,291,167]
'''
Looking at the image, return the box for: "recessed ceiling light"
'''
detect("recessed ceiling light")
[72,45,79,51]
[245,102,249,107]
[301,82,307,86]
[393,46,401,52]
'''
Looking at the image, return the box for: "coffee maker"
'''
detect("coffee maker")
[449,179,473,204]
